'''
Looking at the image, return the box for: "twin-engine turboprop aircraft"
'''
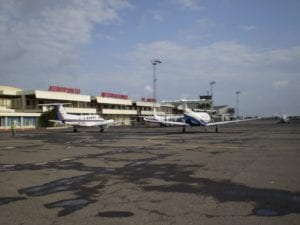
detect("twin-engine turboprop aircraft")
[144,103,258,133]
[277,114,290,124]
[42,104,114,132]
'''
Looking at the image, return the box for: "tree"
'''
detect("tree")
[39,108,57,127]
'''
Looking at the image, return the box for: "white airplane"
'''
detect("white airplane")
[277,114,290,124]
[144,103,259,133]
[42,103,114,132]
[143,108,183,127]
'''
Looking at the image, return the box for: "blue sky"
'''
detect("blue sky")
[1,0,300,115]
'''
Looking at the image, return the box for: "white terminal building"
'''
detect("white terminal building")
[0,85,174,130]
[0,85,234,130]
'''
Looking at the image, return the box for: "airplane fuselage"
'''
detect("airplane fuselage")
[52,104,115,130]
[143,102,258,133]
[183,110,211,126]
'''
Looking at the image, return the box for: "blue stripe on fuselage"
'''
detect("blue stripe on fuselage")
[183,114,207,126]
[57,109,65,121]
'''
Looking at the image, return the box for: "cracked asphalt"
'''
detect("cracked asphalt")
[0,120,299,225]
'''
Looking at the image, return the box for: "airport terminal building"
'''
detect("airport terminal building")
[0,85,174,130]
[0,85,234,130]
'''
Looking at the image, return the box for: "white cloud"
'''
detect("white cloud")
[152,10,164,22]
[144,85,153,93]
[126,40,300,114]
[176,0,205,11]
[0,0,131,87]
[272,80,290,89]
[129,41,300,80]
[179,18,214,41]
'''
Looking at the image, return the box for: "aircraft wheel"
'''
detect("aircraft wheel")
[215,126,219,133]
[100,128,104,132]
[73,128,78,132]
[182,127,186,133]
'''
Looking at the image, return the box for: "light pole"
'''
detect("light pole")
[209,81,216,107]
[236,91,241,118]
[151,59,162,103]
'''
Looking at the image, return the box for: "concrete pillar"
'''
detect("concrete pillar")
[21,116,24,128]
[21,95,26,111]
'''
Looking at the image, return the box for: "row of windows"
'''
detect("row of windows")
[0,116,37,127]
[84,116,97,120]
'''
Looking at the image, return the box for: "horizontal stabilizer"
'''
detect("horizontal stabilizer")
[206,117,260,126]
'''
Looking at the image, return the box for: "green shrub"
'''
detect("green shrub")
[39,108,57,127]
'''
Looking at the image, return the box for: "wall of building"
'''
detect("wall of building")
[0,85,175,129]
[0,112,40,129]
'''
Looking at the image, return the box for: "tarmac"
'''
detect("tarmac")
[0,120,299,225]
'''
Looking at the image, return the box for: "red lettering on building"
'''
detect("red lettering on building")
[141,97,156,102]
[101,92,128,100]
[48,85,81,94]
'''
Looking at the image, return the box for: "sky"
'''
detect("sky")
[0,0,300,116]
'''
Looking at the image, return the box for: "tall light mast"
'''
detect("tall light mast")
[236,91,241,118]
[209,81,216,107]
[151,59,162,104]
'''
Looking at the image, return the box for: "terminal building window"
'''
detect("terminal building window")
[0,98,12,108]
[7,117,21,127]
[0,117,5,127]
[24,117,36,127]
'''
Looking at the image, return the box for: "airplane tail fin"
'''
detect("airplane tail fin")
[57,104,66,121]
[153,108,159,119]
[181,101,188,112]
[39,103,69,121]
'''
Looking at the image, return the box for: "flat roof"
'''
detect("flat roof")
[0,85,23,96]
[96,96,133,105]
[21,90,91,102]
[135,101,160,107]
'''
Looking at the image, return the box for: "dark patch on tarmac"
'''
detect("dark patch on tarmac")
[45,198,97,217]
[16,153,168,216]
[2,124,300,218]
[139,165,300,217]
[210,150,227,155]
[253,208,281,217]
[97,211,134,218]
[0,197,27,205]
[14,159,300,217]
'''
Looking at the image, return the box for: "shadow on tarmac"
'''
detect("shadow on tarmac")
[8,158,299,217]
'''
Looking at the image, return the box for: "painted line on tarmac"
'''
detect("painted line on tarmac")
[34,162,48,166]
[3,164,15,168]
[60,158,75,162]
[0,146,15,150]
[146,138,166,144]
[146,138,239,149]
[208,144,240,149]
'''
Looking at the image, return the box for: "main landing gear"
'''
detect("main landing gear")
[215,125,219,133]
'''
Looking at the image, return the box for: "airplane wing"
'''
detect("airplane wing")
[98,120,115,127]
[49,120,63,124]
[75,120,115,127]
[144,117,189,126]
[50,119,115,127]
[205,117,260,126]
